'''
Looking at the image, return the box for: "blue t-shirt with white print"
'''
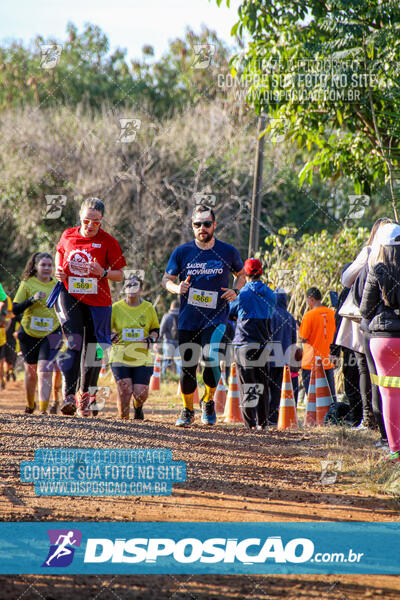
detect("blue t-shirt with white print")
[166,239,243,331]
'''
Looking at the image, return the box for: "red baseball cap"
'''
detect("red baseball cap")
[244,258,263,276]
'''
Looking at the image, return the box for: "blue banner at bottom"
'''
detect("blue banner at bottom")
[0,522,399,574]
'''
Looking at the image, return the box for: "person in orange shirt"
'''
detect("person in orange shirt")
[299,287,337,402]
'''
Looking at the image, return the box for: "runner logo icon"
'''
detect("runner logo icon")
[42,529,82,567]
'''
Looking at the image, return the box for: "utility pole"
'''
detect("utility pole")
[248,114,266,257]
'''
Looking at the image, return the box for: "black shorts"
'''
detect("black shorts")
[111,364,153,385]
[18,326,63,366]
[0,344,5,360]
[178,324,227,366]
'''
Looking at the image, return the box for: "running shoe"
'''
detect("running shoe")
[76,391,91,417]
[379,442,390,452]
[355,422,368,431]
[375,438,389,449]
[134,405,144,420]
[24,403,36,414]
[49,401,58,415]
[89,395,98,417]
[201,400,216,425]
[61,395,77,416]
[387,451,400,462]
[176,408,195,427]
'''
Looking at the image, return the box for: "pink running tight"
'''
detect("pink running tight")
[370,337,400,452]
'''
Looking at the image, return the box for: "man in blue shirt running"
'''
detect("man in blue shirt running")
[162,205,245,427]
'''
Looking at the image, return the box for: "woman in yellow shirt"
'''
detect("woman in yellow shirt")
[13,253,63,415]
[110,275,159,420]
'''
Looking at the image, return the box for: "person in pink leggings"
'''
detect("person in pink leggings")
[368,338,400,453]
[360,222,400,462]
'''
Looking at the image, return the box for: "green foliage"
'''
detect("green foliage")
[132,25,232,117]
[220,0,400,215]
[0,23,232,118]
[260,226,368,319]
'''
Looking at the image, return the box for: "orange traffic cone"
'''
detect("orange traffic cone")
[224,363,243,423]
[214,370,227,414]
[100,359,107,376]
[277,365,298,430]
[223,364,233,418]
[149,353,161,392]
[176,381,199,405]
[315,357,333,425]
[304,365,317,426]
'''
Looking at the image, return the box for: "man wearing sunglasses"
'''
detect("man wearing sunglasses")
[162,205,245,427]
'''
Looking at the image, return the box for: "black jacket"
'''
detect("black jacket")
[359,263,400,336]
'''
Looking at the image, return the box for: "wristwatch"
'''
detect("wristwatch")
[102,269,108,279]
[233,288,240,296]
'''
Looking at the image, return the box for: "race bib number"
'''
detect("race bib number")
[188,287,218,309]
[122,328,144,341]
[30,316,54,332]
[68,277,98,294]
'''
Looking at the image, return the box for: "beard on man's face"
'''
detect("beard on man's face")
[194,229,213,243]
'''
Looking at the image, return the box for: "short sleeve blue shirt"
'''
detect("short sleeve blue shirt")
[166,238,243,331]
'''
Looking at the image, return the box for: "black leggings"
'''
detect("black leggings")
[363,332,387,439]
[342,348,362,427]
[55,287,102,396]
[268,366,283,425]
[353,350,376,427]
[178,326,226,395]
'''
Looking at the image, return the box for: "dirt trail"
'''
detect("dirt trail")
[1,379,400,598]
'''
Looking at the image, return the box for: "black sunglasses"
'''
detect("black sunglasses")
[193,221,214,229]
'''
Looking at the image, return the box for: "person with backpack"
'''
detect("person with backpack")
[159,300,181,376]
[340,218,391,438]
[330,269,362,427]
[360,222,400,461]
